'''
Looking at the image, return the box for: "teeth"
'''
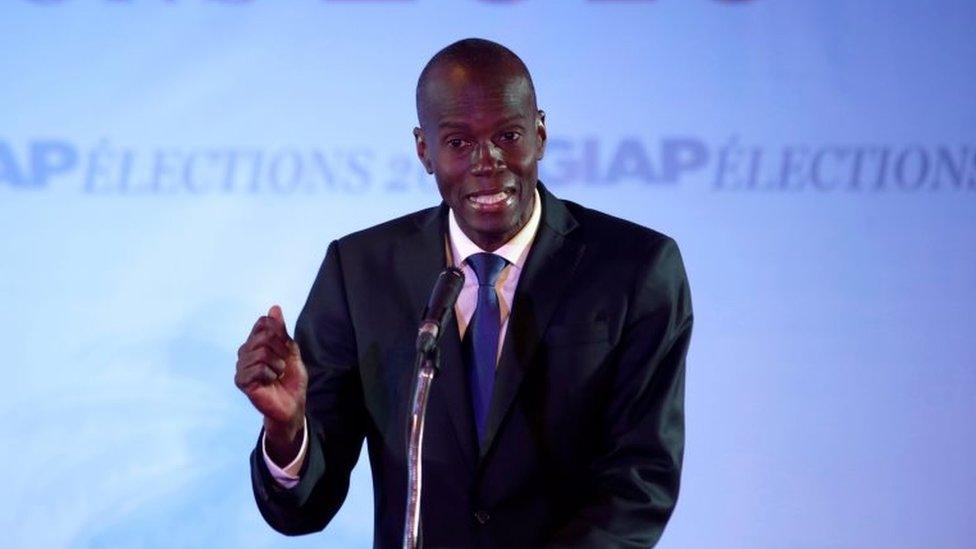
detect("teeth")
[469,191,508,205]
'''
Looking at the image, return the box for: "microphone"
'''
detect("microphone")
[405,267,463,548]
[416,267,465,354]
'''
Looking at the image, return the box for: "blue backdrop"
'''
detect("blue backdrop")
[1,1,974,547]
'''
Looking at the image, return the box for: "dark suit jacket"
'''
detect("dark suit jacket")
[250,183,693,548]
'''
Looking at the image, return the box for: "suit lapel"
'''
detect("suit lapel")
[394,204,478,471]
[479,184,585,461]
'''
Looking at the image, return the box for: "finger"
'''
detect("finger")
[238,348,286,376]
[246,312,288,343]
[240,353,286,379]
[241,330,290,358]
[236,363,279,390]
[236,359,281,384]
[247,315,267,339]
[234,363,276,390]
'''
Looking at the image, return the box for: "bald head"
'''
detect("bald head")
[416,38,538,127]
[410,39,546,252]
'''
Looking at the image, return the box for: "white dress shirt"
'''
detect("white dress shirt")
[264,188,543,487]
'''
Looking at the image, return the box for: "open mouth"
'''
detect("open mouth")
[465,188,515,210]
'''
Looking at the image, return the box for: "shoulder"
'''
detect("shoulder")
[553,195,690,313]
[330,205,441,255]
[343,206,439,243]
[557,196,678,259]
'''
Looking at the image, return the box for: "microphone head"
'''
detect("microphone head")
[443,267,465,287]
[417,267,465,353]
[424,267,465,318]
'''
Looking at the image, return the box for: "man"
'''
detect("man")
[235,38,692,548]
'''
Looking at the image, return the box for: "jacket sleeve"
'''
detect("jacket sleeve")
[546,237,693,548]
[250,240,368,536]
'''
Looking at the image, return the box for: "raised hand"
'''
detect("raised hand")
[235,305,308,463]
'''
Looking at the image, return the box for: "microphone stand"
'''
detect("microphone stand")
[402,345,439,549]
[402,266,463,549]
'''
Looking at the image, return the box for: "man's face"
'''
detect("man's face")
[414,64,546,252]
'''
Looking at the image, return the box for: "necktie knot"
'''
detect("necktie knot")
[467,252,507,288]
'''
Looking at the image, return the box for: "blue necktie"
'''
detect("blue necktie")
[465,252,507,445]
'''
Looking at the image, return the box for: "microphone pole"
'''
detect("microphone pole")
[403,267,464,549]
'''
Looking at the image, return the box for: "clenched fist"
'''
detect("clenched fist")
[235,305,308,464]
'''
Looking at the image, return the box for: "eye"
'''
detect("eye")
[446,138,468,149]
[499,131,520,143]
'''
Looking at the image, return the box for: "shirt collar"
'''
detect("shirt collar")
[448,186,542,270]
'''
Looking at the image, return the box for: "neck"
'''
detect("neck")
[460,225,515,253]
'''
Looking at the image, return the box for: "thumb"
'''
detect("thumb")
[286,338,302,360]
[268,304,287,334]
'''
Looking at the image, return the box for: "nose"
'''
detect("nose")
[470,141,504,177]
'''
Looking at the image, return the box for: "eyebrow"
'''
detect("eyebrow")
[438,114,527,130]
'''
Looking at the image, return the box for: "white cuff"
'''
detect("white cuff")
[261,416,308,489]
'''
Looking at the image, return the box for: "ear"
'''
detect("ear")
[413,127,434,174]
[535,109,547,161]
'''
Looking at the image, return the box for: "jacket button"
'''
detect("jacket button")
[474,510,490,524]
